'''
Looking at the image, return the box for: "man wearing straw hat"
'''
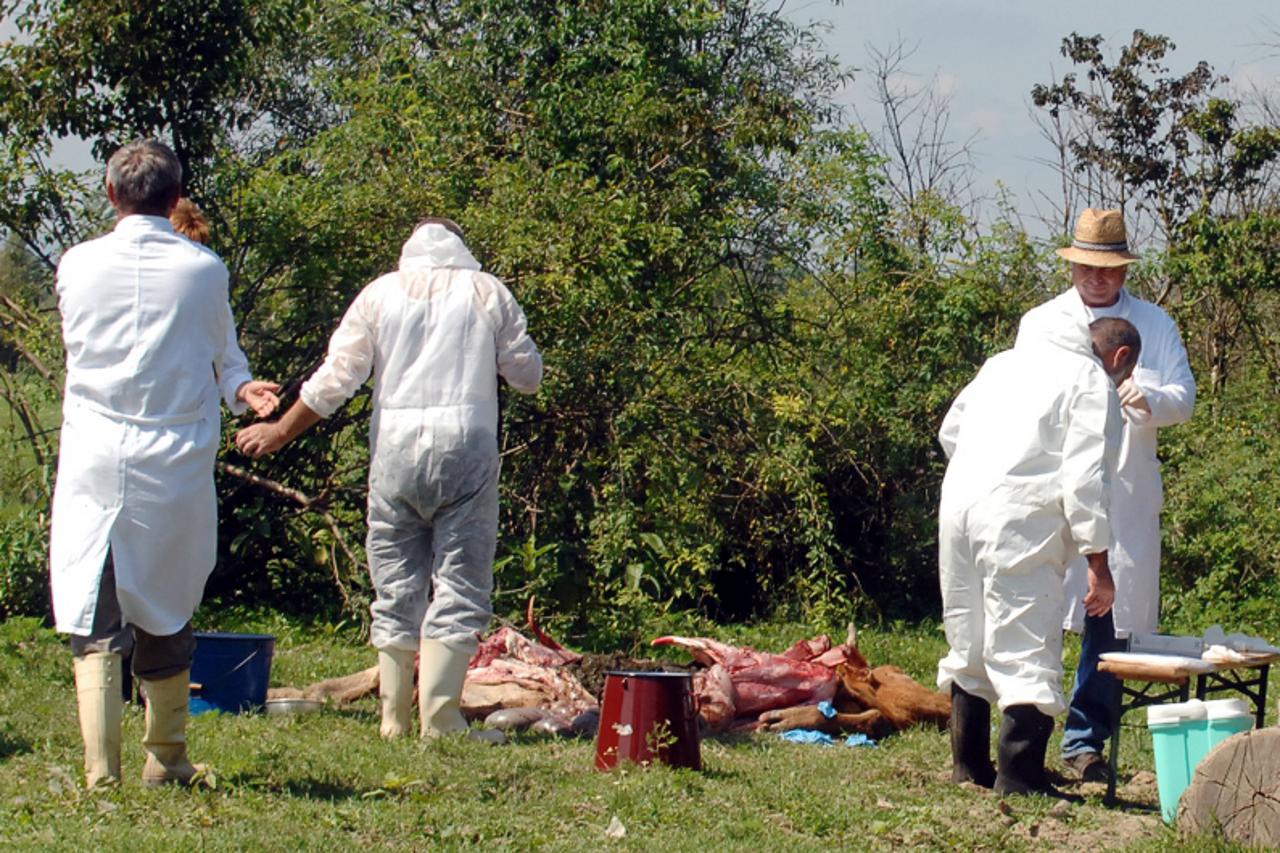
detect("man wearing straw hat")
[1016,208,1196,783]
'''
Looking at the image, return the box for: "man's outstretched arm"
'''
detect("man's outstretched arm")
[235,399,323,458]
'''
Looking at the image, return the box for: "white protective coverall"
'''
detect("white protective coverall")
[299,224,542,651]
[936,315,1122,716]
[51,215,253,636]
[1017,288,1195,636]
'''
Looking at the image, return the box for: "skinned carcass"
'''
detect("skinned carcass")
[269,600,598,730]
[757,663,951,736]
[462,651,597,720]
[656,627,950,736]
[651,634,845,730]
[460,604,596,721]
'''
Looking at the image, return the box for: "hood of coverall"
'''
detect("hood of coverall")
[1014,301,1100,367]
[399,224,481,271]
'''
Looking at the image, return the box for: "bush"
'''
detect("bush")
[1160,363,1280,635]
[0,507,49,621]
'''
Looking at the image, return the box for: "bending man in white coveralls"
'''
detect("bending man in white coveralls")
[236,218,542,743]
[51,140,280,788]
[1017,209,1196,783]
[938,316,1139,796]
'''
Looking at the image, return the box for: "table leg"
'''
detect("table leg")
[1255,664,1270,729]
[1106,686,1122,804]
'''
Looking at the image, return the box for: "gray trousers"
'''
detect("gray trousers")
[366,427,500,651]
[69,553,195,681]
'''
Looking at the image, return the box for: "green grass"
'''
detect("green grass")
[0,614,1270,851]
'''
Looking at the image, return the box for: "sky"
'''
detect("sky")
[786,0,1280,230]
[6,1,1280,233]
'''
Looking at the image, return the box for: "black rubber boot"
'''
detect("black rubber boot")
[949,684,996,788]
[994,704,1055,796]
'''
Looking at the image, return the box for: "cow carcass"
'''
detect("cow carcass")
[461,626,597,720]
[654,628,950,736]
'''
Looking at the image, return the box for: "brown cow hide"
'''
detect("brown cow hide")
[758,663,950,737]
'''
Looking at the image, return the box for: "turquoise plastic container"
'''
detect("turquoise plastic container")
[1148,700,1207,823]
[1203,698,1252,755]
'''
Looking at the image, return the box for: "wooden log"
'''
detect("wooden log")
[1179,728,1280,845]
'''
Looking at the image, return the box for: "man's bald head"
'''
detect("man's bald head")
[1089,317,1141,384]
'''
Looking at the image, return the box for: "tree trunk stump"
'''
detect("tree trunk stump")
[1179,729,1280,845]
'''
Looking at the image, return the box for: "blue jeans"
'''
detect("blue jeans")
[1061,611,1129,759]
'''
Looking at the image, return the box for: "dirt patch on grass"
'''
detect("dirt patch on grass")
[1004,770,1164,849]
[1009,806,1162,849]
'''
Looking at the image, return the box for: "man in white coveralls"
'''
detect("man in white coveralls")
[1017,208,1196,783]
[938,315,1140,796]
[51,139,280,788]
[235,218,542,743]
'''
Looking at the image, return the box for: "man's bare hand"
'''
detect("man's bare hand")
[236,422,287,458]
[1117,377,1151,413]
[1084,551,1115,617]
[1084,575,1115,617]
[236,380,282,418]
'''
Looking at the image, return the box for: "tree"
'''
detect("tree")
[1031,31,1280,393]
[1031,30,1280,248]
[0,0,315,256]
[854,40,979,261]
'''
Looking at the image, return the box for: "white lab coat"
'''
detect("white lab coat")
[936,316,1123,715]
[50,215,253,637]
[299,224,542,650]
[1017,288,1195,636]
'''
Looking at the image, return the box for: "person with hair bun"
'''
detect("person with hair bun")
[170,197,211,245]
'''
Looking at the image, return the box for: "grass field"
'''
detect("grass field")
[0,613,1270,851]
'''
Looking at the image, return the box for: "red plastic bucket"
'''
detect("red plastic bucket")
[594,671,701,771]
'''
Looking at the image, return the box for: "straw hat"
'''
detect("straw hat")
[1055,208,1140,267]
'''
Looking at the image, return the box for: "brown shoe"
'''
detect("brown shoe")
[1064,751,1110,783]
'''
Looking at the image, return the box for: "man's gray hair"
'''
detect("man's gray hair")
[106,140,183,212]
[1089,316,1141,372]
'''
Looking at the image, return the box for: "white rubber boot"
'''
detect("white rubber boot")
[140,670,204,786]
[378,647,417,738]
[73,653,123,788]
[419,637,504,744]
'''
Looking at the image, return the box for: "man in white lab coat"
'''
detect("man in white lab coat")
[938,315,1138,796]
[236,218,542,743]
[1017,209,1196,783]
[51,139,279,788]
